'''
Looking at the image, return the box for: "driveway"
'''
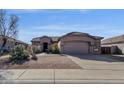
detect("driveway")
[67,55,124,70]
[1,54,124,84]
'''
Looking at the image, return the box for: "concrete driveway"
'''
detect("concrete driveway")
[1,54,124,84]
[67,55,124,70]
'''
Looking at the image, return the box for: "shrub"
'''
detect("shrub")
[27,46,33,55]
[51,43,60,54]
[32,45,41,54]
[10,45,30,61]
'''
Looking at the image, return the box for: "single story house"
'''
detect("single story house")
[101,34,124,54]
[31,32,103,54]
[0,36,28,52]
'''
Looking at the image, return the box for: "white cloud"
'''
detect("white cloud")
[8,9,91,14]
[32,24,111,31]
[33,25,68,30]
[78,9,91,13]
[8,9,46,13]
[57,9,90,13]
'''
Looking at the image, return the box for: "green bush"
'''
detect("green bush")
[10,45,30,61]
[32,45,41,54]
[51,43,60,54]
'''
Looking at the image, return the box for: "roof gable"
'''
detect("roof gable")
[31,36,60,42]
[59,32,103,40]
[102,34,124,44]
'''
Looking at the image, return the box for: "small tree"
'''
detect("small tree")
[10,45,30,62]
[27,46,38,60]
[0,10,19,54]
[51,43,60,54]
[32,45,41,54]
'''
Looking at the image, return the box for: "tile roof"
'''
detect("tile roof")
[51,37,59,42]
[31,32,103,42]
[31,36,60,42]
[0,35,28,45]
[102,34,124,44]
[60,32,103,40]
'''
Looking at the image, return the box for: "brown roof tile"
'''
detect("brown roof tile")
[102,34,124,44]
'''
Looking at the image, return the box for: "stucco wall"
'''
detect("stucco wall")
[58,41,61,52]
[114,43,124,54]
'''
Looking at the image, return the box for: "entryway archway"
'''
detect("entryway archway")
[43,42,48,52]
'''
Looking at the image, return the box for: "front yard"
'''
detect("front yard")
[0,53,124,70]
[0,54,81,69]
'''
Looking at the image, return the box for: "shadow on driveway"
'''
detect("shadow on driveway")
[69,54,124,62]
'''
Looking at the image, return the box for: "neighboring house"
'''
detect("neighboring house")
[31,32,103,54]
[101,34,124,54]
[0,36,28,52]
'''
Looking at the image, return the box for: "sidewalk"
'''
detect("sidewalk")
[1,69,124,84]
[1,54,124,84]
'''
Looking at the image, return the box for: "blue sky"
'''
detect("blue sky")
[6,9,124,44]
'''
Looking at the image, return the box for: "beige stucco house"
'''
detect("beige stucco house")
[0,36,28,52]
[101,34,124,54]
[31,32,103,54]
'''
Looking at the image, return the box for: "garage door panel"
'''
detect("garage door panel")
[63,42,89,54]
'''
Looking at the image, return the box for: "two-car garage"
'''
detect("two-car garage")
[63,41,89,54]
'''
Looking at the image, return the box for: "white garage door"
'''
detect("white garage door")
[63,41,89,54]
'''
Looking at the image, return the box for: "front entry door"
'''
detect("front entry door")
[43,43,48,52]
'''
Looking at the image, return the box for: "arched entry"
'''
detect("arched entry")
[43,42,48,52]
